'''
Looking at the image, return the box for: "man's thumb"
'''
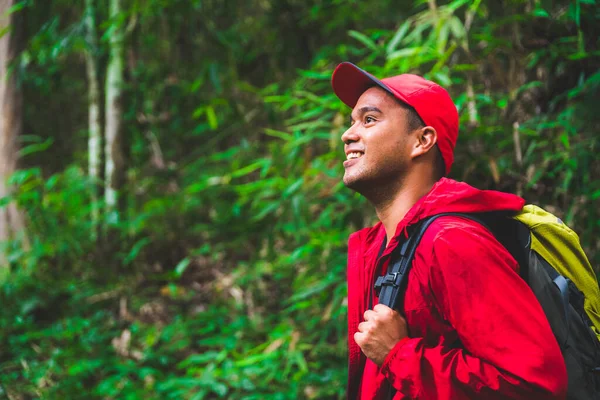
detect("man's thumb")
[354,331,365,347]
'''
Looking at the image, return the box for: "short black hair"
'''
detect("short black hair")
[400,102,446,180]
[432,146,446,180]
[405,105,425,132]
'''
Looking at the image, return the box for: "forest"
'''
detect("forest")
[0,0,598,398]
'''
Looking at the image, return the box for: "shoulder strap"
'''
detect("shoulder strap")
[375,213,490,310]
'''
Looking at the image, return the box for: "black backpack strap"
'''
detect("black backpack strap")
[374,213,488,310]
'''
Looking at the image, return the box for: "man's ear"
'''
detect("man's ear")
[410,126,438,159]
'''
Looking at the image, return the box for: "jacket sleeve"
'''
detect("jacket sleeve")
[380,223,567,399]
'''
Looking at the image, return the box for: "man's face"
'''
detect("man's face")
[341,87,413,193]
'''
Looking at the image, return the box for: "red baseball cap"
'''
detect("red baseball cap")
[331,62,459,175]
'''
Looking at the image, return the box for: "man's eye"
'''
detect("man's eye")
[365,116,375,124]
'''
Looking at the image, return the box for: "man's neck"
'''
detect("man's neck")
[373,177,436,246]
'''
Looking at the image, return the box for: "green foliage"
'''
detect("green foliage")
[0,0,599,399]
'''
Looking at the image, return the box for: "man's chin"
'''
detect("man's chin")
[343,171,400,199]
[343,173,365,192]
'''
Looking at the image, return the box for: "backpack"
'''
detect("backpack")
[375,205,600,399]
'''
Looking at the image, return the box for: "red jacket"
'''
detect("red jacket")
[347,178,567,399]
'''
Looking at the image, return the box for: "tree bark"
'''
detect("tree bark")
[104,0,125,226]
[85,0,102,238]
[0,0,29,265]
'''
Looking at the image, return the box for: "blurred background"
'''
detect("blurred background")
[0,0,598,398]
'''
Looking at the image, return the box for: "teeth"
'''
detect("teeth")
[347,152,363,160]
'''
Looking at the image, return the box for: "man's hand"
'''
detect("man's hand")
[354,304,408,366]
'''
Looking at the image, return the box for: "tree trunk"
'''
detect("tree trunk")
[104,0,125,226]
[85,0,102,238]
[0,0,28,266]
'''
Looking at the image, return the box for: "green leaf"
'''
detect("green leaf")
[533,7,549,18]
[231,160,267,178]
[297,70,331,80]
[559,133,570,150]
[124,238,151,265]
[18,138,53,157]
[283,178,303,198]
[264,128,293,141]
[387,47,422,60]
[447,0,471,12]
[178,352,221,367]
[44,174,59,190]
[175,257,191,277]
[348,30,379,52]
[8,168,41,186]
[386,21,411,54]
[8,0,30,15]
[448,16,466,40]
[437,23,449,53]
[209,382,228,397]
[206,106,218,129]
[252,202,280,221]
[288,279,335,303]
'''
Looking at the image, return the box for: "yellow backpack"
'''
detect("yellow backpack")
[515,205,600,340]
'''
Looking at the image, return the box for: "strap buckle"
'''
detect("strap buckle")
[374,272,402,296]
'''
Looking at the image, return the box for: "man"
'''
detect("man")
[331,62,567,399]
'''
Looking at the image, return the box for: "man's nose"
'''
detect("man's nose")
[341,124,359,144]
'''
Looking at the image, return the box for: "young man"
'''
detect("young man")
[331,62,567,400]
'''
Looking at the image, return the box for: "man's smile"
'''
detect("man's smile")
[344,147,364,167]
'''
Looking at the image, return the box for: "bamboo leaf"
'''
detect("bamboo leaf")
[348,30,379,52]
[387,47,422,60]
[174,258,191,277]
[206,106,218,129]
[448,16,466,40]
[124,238,150,265]
[386,21,411,54]
[231,160,267,178]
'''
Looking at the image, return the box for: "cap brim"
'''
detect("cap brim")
[331,62,394,108]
